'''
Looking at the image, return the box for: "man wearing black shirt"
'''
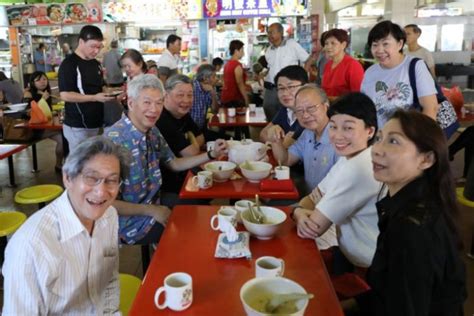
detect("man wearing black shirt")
[59,25,115,149]
[156,74,212,207]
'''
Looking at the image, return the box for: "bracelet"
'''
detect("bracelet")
[207,149,215,160]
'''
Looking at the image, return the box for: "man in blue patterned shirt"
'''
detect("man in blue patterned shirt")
[190,64,218,131]
[105,74,227,245]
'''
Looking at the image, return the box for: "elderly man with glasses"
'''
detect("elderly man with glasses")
[2,136,129,314]
[105,74,227,249]
[270,84,338,196]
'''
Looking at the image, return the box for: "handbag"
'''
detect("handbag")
[408,58,459,138]
[2,114,35,142]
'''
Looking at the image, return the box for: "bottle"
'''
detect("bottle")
[461,106,466,119]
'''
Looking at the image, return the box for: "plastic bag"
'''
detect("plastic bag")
[29,100,49,124]
[441,85,464,113]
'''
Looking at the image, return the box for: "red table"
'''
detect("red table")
[209,107,267,128]
[15,121,63,131]
[129,205,343,315]
[179,170,299,200]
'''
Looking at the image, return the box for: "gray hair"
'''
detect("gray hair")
[63,136,131,181]
[195,64,215,82]
[294,83,329,105]
[164,74,192,92]
[127,74,164,100]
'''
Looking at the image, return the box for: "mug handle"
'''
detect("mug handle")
[210,215,220,230]
[279,259,285,277]
[154,286,167,310]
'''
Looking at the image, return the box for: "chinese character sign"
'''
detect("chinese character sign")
[203,0,273,18]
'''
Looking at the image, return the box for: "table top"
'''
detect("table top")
[129,205,343,316]
[209,107,267,127]
[0,144,28,160]
[179,170,299,200]
[15,121,63,131]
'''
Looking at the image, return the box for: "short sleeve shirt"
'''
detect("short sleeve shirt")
[265,39,309,84]
[58,53,105,128]
[361,55,436,128]
[317,147,382,267]
[105,114,175,244]
[404,46,435,69]
[156,108,202,192]
[271,107,304,139]
[157,49,179,76]
[190,80,212,130]
[322,54,364,97]
[288,127,338,192]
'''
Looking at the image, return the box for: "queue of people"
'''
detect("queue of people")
[1,20,468,315]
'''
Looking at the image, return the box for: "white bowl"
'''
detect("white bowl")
[240,277,309,316]
[203,161,236,182]
[8,103,28,111]
[239,161,272,183]
[241,206,286,240]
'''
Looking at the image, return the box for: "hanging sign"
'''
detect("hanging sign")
[203,0,273,18]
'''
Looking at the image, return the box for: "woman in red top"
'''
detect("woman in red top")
[221,40,248,107]
[321,29,364,101]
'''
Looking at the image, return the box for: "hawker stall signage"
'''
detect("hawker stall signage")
[6,2,102,26]
[203,0,273,18]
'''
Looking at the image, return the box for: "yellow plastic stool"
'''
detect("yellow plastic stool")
[0,211,27,266]
[119,274,142,316]
[15,184,63,209]
[456,187,474,259]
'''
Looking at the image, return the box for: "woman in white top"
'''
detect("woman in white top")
[361,21,438,129]
[292,92,383,272]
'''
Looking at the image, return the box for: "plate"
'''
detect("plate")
[3,109,21,114]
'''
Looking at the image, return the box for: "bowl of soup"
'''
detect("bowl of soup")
[240,277,309,316]
[239,161,272,183]
[241,206,286,240]
[203,161,236,182]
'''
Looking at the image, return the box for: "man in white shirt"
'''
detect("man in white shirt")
[2,136,130,315]
[158,34,182,83]
[263,23,312,121]
[404,24,436,77]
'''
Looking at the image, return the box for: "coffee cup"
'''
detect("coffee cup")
[249,103,256,113]
[192,171,213,190]
[206,141,215,152]
[210,207,237,231]
[255,256,285,278]
[154,272,193,311]
[228,108,236,117]
[234,200,255,223]
[274,166,290,180]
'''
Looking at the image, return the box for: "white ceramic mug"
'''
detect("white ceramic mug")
[274,166,290,180]
[228,108,236,117]
[255,256,285,278]
[191,171,213,190]
[206,141,215,152]
[234,200,255,223]
[249,103,256,112]
[210,207,237,231]
[154,272,193,311]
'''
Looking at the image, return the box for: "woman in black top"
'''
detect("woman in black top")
[24,71,63,171]
[343,110,466,315]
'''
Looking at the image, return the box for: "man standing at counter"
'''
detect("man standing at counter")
[59,25,115,149]
[263,23,312,121]
[157,35,182,83]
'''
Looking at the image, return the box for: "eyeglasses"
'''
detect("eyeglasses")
[294,104,322,116]
[276,84,302,94]
[81,173,122,189]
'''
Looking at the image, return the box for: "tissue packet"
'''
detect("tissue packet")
[215,231,252,259]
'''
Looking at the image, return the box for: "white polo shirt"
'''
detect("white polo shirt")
[316,147,383,267]
[158,49,180,70]
[264,38,309,84]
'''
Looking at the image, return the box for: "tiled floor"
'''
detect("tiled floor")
[0,138,473,313]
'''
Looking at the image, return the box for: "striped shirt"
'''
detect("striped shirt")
[2,191,120,315]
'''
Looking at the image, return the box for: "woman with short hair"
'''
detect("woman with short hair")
[221,40,249,107]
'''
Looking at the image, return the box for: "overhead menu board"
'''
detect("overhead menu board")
[6,2,102,26]
[202,0,307,18]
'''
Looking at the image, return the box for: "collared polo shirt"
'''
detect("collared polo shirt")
[288,126,339,192]
[264,38,309,84]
